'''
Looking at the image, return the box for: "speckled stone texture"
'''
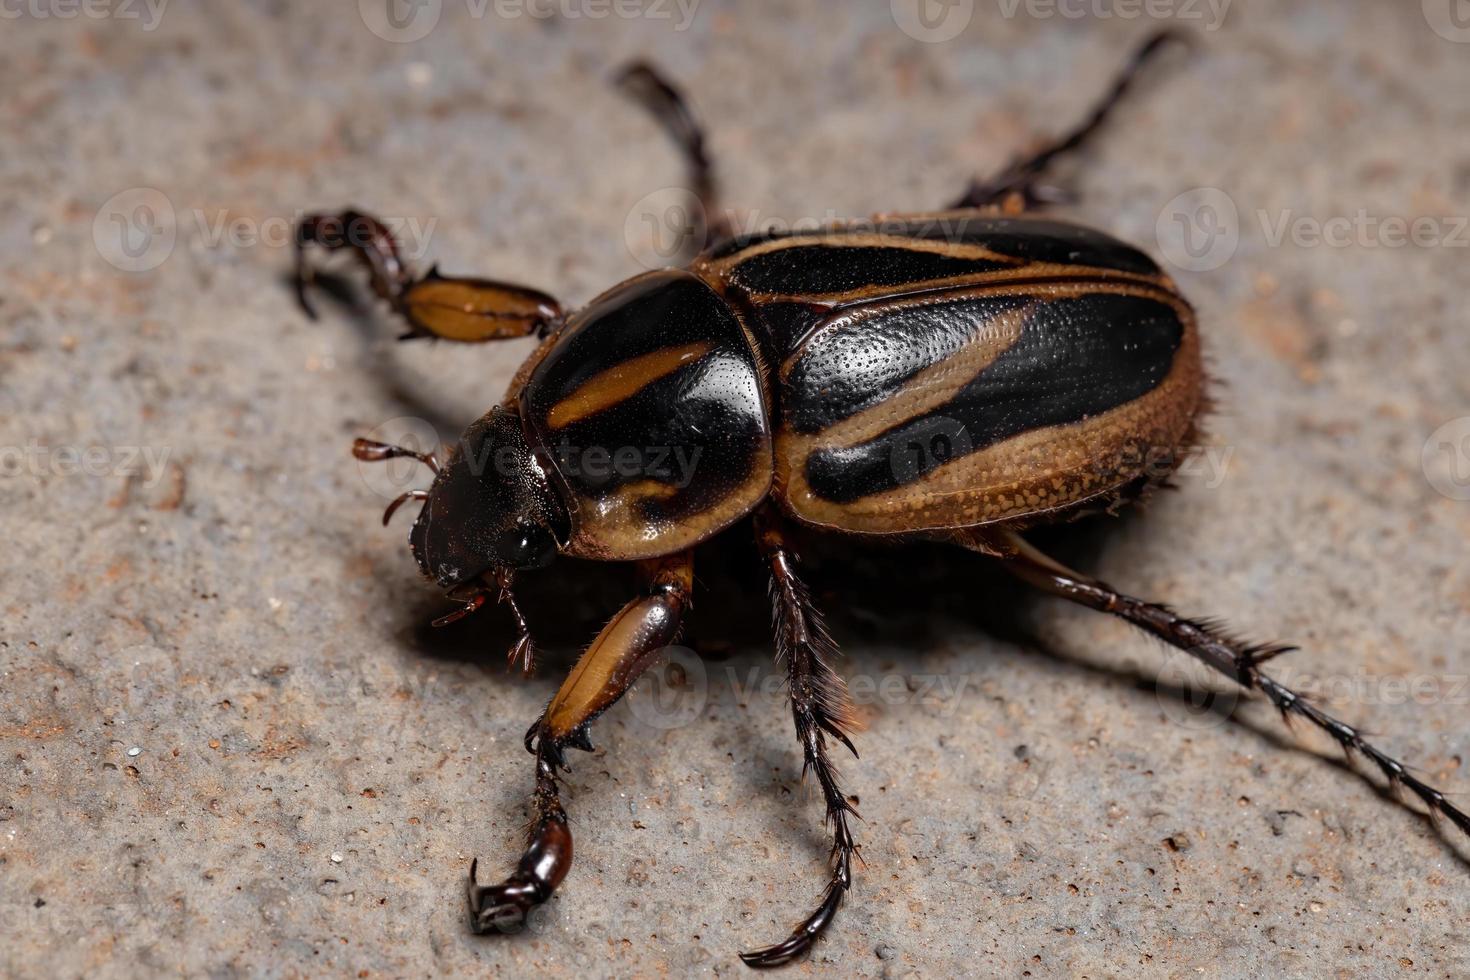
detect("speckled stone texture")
[3,1,1469,976]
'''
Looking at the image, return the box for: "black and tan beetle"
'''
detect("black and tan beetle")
[293,32,1468,968]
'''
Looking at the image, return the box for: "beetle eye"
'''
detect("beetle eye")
[497,522,558,570]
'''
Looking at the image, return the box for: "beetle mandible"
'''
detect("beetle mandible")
[293,32,1469,968]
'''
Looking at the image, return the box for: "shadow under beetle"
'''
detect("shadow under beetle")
[293,31,1470,968]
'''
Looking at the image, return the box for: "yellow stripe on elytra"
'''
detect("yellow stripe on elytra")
[783,301,1035,450]
[545,340,713,430]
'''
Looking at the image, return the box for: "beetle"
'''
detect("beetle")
[293,32,1469,968]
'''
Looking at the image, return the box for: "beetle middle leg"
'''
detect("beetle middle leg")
[952,30,1187,210]
[964,528,1470,841]
[740,509,861,968]
[615,61,731,260]
[295,208,564,342]
[468,550,693,933]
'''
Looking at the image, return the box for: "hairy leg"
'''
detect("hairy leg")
[615,61,731,260]
[963,527,1470,840]
[952,30,1187,210]
[741,509,861,968]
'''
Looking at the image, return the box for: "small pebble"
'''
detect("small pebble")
[331,852,344,864]
[126,747,141,758]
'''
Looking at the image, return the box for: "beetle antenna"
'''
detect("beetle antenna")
[353,437,441,474]
[381,489,428,526]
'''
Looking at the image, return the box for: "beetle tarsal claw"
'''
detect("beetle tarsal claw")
[466,857,528,936]
[505,632,535,675]
[466,856,532,935]
[466,772,574,936]
[494,570,537,675]
[564,726,594,753]
[739,881,845,968]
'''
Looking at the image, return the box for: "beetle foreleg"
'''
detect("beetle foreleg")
[951,29,1189,210]
[741,510,861,969]
[467,552,693,935]
[294,207,563,342]
[973,528,1470,843]
[295,209,410,319]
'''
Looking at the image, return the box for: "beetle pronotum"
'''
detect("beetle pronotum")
[294,31,1468,969]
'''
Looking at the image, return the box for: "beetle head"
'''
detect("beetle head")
[409,407,569,589]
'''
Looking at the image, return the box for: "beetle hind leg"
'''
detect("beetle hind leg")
[294,208,564,342]
[964,528,1470,842]
[951,29,1188,210]
[741,510,861,968]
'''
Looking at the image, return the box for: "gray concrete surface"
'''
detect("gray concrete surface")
[4,1,1470,976]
